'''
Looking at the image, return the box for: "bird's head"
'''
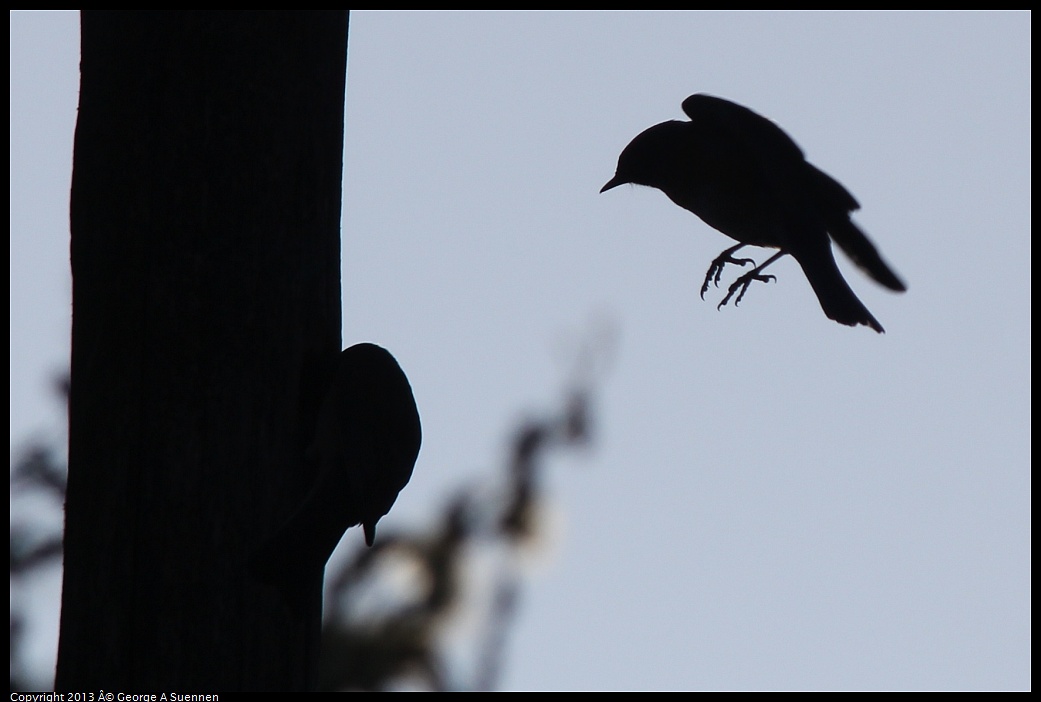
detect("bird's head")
[601,120,691,193]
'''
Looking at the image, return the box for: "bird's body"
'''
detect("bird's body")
[305,343,422,549]
[602,93,905,332]
[250,343,421,614]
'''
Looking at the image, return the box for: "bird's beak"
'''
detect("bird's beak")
[600,175,625,193]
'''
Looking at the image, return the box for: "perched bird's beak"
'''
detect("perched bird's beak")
[600,175,625,193]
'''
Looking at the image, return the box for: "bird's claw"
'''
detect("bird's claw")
[700,252,756,300]
[717,270,776,309]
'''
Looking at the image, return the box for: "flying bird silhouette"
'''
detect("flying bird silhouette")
[601,93,905,332]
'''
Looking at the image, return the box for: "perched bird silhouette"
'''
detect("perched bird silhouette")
[601,93,905,332]
[250,343,421,614]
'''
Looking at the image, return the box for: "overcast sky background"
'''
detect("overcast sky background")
[10,11,1030,691]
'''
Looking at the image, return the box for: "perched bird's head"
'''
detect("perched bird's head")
[601,120,692,193]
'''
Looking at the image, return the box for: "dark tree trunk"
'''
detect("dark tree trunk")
[56,11,348,691]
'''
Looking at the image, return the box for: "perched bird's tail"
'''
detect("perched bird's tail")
[791,246,885,333]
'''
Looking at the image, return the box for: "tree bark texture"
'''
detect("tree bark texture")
[57,11,348,691]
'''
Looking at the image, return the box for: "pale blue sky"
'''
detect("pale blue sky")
[10,11,1031,691]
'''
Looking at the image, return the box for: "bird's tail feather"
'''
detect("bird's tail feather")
[793,246,885,333]
[828,218,906,292]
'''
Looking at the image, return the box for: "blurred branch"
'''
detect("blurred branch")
[320,322,613,691]
[10,374,69,690]
[11,445,67,499]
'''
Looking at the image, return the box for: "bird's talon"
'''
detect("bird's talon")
[718,271,776,309]
[700,251,756,299]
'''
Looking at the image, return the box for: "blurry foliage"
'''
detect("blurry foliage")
[10,327,611,691]
[318,385,595,691]
[10,378,68,691]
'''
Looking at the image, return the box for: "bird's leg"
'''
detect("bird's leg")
[700,244,757,300]
[717,251,787,309]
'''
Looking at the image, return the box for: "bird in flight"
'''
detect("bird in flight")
[601,93,906,332]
